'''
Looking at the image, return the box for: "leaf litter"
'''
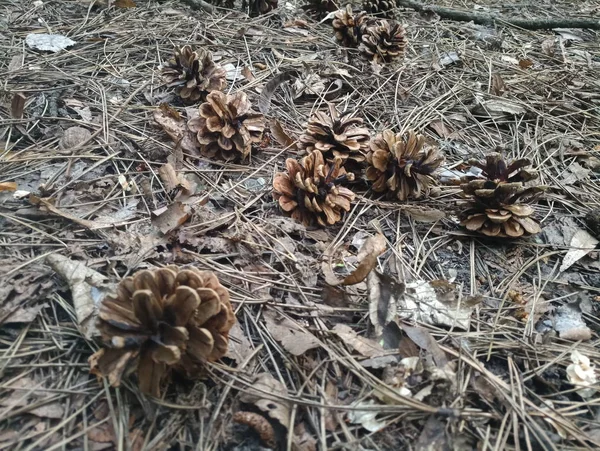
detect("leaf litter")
[1,0,600,449]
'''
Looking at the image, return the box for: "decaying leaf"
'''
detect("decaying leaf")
[0,377,65,419]
[11,93,26,119]
[151,201,191,234]
[414,416,451,451]
[0,182,17,192]
[325,233,387,286]
[332,324,385,358]
[368,271,404,336]
[59,126,92,150]
[347,400,387,432]
[270,119,297,149]
[471,98,527,118]
[403,205,445,223]
[401,324,448,367]
[258,70,299,114]
[226,321,254,367]
[490,74,506,96]
[26,33,76,52]
[240,373,291,428]
[264,309,320,356]
[153,107,199,154]
[46,254,110,338]
[560,229,598,272]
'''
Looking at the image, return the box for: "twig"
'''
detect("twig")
[396,0,600,30]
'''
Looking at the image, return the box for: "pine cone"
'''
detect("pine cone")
[245,0,278,15]
[366,129,444,200]
[273,151,355,227]
[188,91,265,161]
[161,46,226,103]
[363,0,396,18]
[332,6,368,48]
[460,153,543,238]
[359,19,407,63]
[298,105,370,169]
[89,266,235,397]
[302,0,338,17]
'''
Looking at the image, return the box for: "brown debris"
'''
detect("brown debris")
[459,152,543,238]
[188,91,265,161]
[363,0,397,19]
[359,19,407,63]
[161,45,226,102]
[366,129,444,200]
[232,411,277,448]
[89,266,235,397]
[272,151,355,227]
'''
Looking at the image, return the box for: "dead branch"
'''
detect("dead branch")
[396,0,600,30]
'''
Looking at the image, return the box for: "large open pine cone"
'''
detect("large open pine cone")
[89,266,235,397]
[332,6,368,48]
[273,151,355,227]
[188,91,265,161]
[161,46,226,102]
[298,105,370,169]
[359,19,407,63]
[460,153,543,238]
[366,129,444,200]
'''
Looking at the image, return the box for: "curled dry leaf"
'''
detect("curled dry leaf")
[332,324,385,358]
[325,233,387,286]
[264,309,320,356]
[240,373,291,428]
[270,119,297,150]
[258,70,300,114]
[153,107,199,154]
[151,201,191,234]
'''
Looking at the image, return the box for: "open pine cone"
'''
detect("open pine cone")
[298,105,370,169]
[460,153,543,238]
[332,6,368,48]
[89,266,235,397]
[161,46,226,102]
[363,0,396,18]
[273,151,355,227]
[359,19,407,63]
[188,91,265,161]
[366,129,444,200]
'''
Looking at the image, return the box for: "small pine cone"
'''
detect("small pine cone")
[89,266,235,397]
[359,19,407,63]
[302,0,338,17]
[366,129,444,200]
[363,0,396,18]
[460,152,543,238]
[188,91,265,161]
[298,105,370,169]
[161,46,226,103]
[245,0,278,15]
[273,151,355,227]
[332,6,368,48]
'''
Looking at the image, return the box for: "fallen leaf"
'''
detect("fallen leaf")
[471,99,527,118]
[258,70,299,114]
[541,38,555,56]
[153,108,199,154]
[519,59,533,69]
[332,324,385,358]
[325,233,387,286]
[490,74,506,96]
[240,373,291,428]
[293,422,317,451]
[554,302,592,341]
[560,229,598,272]
[403,205,445,223]
[158,163,180,192]
[1,377,65,419]
[46,254,110,338]
[158,102,181,120]
[226,321,254,367]
[264,309,320,356]
[0,182,17,192]
[347,400,386,432]
[241,66,255,82]
[270,119,297,149]
[401,324,448,367]
[2,303,47,324]
[26,33,76,52]
[223,63,243,81]
[151,201,191,234]
[368,271,404,336]
[414,416,451,451]
[59,126,92,150]
[115,0,136,7]
[11,93,26,119]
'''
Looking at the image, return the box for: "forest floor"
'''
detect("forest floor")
[1,0,600,450]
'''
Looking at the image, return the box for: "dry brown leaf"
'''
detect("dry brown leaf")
[153,108,199,154]
[225,321,254,367]
[519,59,533,69]
[241,66,255,82]
[158,102,181,120]
[46,254,109,338]
[0,182,17,192]
[264,309,320,356]
[270,119,297,149]
[240,373,291,428]
[0,377,65,419]
[158,163,180,192]
[59,126,92,150]
[401,323,448,367]
[403,205,445,223]
[151,201,191,234]
[368,271,404,336]
[258,70,299,114]
[332,324,385,358]
[490,73,506,96]
[11,93,25,119]
[114,0,136,7]
[293,422,317,451]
